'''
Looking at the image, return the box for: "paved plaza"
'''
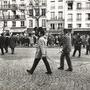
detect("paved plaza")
[0,47,90,90]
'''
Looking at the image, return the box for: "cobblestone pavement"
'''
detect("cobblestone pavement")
[0,48,90,90]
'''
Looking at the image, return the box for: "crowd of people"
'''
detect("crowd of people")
[0,30,90,57]
[0,28,90,75]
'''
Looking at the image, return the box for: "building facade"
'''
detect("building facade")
[46,0,64,35]
[0,0,26,34]
[65,0,90,34]
[26,0,47,33]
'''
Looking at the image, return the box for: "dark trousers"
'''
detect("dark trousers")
[73,46,81,57]
[60,52,72,69]
[1,48,4,55]
[30,57,52,73]
[86,45,90,55]
[11,48,14,54]
[4,46,8,53]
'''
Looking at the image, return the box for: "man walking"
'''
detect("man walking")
[0,33,5,55]
[72,34,82,57]
[58,29,73,71]
[27,27,52,75]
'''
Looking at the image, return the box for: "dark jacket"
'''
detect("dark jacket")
[0,35,5,48]
[5,36,10,47]
[9,36,16,48]
[62,34,72,53]
[74,36,82,47]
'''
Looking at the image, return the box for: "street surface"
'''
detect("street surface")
[0,47,90,90]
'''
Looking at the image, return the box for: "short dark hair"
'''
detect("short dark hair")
[35,27,45,36]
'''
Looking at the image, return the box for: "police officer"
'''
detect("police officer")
[27,27,52,75]
[58,29,73,71]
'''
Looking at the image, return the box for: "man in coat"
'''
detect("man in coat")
[4,33,10,53]
[72,34,82,57]
[9,34,17,54]
[27,27,52,75]
[58,29,73,71]
[0,33,5,55]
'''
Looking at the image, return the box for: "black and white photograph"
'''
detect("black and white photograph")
[0,0,90,90]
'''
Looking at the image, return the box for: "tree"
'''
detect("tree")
[28,0,46,28]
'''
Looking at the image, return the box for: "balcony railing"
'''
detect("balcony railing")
[0,4,18,10]
[0,15,26,21]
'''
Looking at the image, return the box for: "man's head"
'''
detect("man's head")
[35,27,45,37]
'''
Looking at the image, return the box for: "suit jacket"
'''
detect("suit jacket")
[62,34,72,53]
[35,36,47,59]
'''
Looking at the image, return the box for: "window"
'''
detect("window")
[21,21,25,27]
[77,3,82,9]
[58,0,63,2]
[58,6,63,9]
[35,8,40,16]
[51,6,55,10]
[4,21,7,27]
[4,1,7,4]
[29,20,33,27]
[12,0,16,1]
[51,12,55,19]
[29,9,33,16]
[12,21,16,27]
[86,3,90,9]
[42,19,46,27]
[68,14,73,21]
[51,0,55,2]
[42,0,46,5]
[77,24,81,28]
[20,4,25,7]
[77,13,82,21]
[86,23,90,27]
[21,10,25,13]
[58,23,63,29]
[58,11,63,19]
[68,24,72,28]
[41,9,46,16]
[86,13,90,20]
[68,2,73,10]
[50,23,55,29]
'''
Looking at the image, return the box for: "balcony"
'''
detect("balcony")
[19,4,26,10]
[0,15,26,21]
[0,4,18,10]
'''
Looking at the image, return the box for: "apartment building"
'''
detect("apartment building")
[26,0,47,33]
[0,0,26,34]
[46,0,64,35]
[65,0,90,34]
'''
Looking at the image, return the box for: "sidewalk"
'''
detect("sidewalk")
[0,48,90,90]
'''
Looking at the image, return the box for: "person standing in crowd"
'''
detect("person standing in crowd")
[27,27,52,75]
[4,33,10,53]
[72,34,82,57]
[9,34,17,54]
[0,33,5,55]
[58,29,73,71]
[86,35,90,55]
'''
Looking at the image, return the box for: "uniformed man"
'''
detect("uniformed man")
[27,27,52,75]
[58,29,73,71]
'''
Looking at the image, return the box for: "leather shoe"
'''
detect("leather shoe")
[65,68,73,72]
[27,70,33,74]
[45,71,52,75]
[58,67,64,70]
